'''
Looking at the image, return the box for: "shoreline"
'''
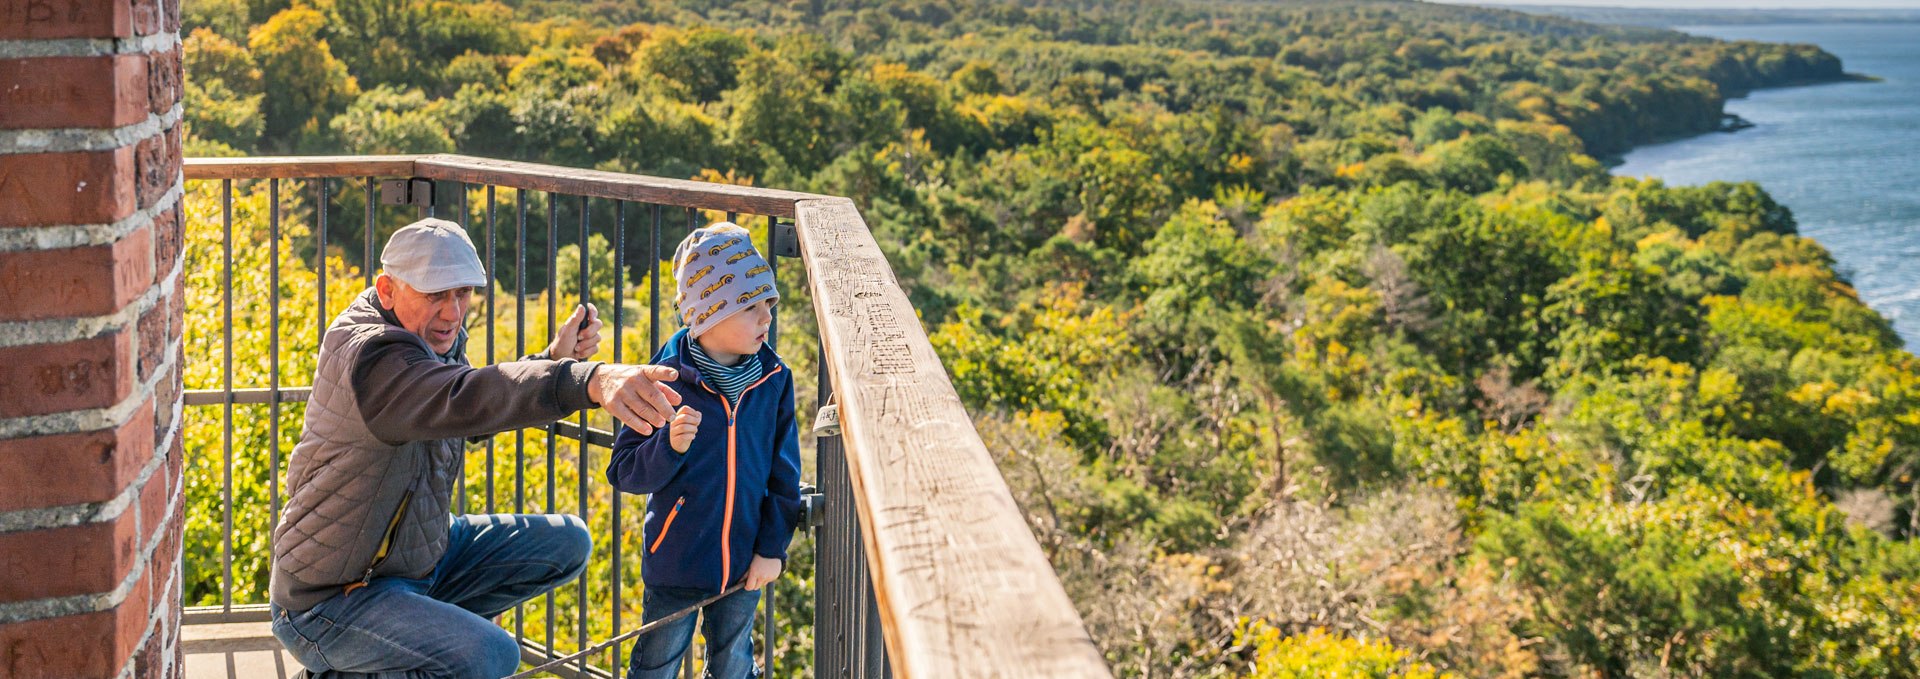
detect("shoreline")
[1600,71,1877,169]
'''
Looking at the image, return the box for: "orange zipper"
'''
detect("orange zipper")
[649,497,686,554]
[699,364,783,591]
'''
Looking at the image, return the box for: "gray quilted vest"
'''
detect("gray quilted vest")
[269,291,465,612]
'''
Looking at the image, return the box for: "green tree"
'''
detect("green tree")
[249,4,359,150]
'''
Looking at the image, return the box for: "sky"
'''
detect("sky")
[1423,0,1920,8]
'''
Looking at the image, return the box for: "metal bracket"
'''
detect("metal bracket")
[773,220,799,259]
[799,483,825,529]
[379,177,436,208]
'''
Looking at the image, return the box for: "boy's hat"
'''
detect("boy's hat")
[380,218,489,293]
[672,222,778,338]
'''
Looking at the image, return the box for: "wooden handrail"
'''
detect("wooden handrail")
[413,155,822,217]
[184,154,828,217]
[796,197,1112,678]
[180,154,1113,677]
[183,155,422,179]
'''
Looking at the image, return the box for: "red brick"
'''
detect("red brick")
[159,0,173,32]
[0,605,139,678]
[163,432,181,501]
[167,284,184,342]
[150,496,181,576]
[0,244,109,320]
[0,56,147,129]
[130,504,180,677]
[0,224,150,321]
[145,506,181,624]
[0,331,135,418]
[117,223,155,304]
[128,0,157,35]
[152,357,178,445]
[134,126,178,210]
[136,460,168,551]
[0,508,139,604]
[0,147,137,227]
[0,404,152,512]
[0,0,132,40]
[152,206,181,281]
[144,49,179,114]
[137,302,166,382]
[131,626,162,676]
[0,513,171,676]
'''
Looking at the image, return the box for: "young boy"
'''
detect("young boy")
[607,222,803,679]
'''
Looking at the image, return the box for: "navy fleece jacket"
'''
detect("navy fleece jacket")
[606,328,803,593]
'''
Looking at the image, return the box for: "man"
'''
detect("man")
[268,218,680,678]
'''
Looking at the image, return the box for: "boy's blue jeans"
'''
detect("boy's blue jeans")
[269,514,592,678]
[625,585,761,679]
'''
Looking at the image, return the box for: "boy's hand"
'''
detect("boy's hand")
[669,406,701,453]
[743,556,782,591]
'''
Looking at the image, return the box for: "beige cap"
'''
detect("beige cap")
[380,218,488,293]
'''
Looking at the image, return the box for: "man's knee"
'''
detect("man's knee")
[445,625,522,678]
[553,514,592,577]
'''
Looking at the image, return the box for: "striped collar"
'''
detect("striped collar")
[687,336,764,405]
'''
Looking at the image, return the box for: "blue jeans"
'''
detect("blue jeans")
[270,514,592,679]
[625,585,761,679]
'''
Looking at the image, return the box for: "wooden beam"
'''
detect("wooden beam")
[413,155,824,218]
[795,197,1112,679]
[183,155,422,180]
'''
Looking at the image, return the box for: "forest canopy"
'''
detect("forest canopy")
[180,0,1916,675]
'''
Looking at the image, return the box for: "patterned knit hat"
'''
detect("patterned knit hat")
[672,222,779,338]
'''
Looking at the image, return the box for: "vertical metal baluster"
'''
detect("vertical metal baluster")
[652,203,673,678]
[685,201,697,679]
[650,201,663,590]
[269,179,282,531]
[822,340,844,678]
[680,206,696,679]
[577,194,591,676]
[546,194,559,655]
[364,178,375,288]
[829,345,843,679]
[456,183,469,513]
[651,204,662,369]
[221,179,234,614]
[317,178,328,344]
[763,213,777,676]
[767,216,780,348]
[486,185,498,516]
[515,187,528,643]
[612,200,627,673]
[314,176,330,593]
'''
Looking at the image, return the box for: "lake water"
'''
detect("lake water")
[1614,23,1920,345]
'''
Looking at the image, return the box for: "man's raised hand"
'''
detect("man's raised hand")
[545,303,603,361]
[588,364,682,434]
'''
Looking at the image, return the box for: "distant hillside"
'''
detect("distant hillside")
[1495,5,1920,28]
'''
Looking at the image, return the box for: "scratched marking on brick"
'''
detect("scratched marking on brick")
[1,0,105,36]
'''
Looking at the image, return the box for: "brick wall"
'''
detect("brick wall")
[0,0,186,677]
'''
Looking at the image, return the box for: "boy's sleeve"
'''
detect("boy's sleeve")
[754,378,804,561]
[605,387,689,495]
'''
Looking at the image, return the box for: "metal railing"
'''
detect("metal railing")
[178,154,1110,679]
